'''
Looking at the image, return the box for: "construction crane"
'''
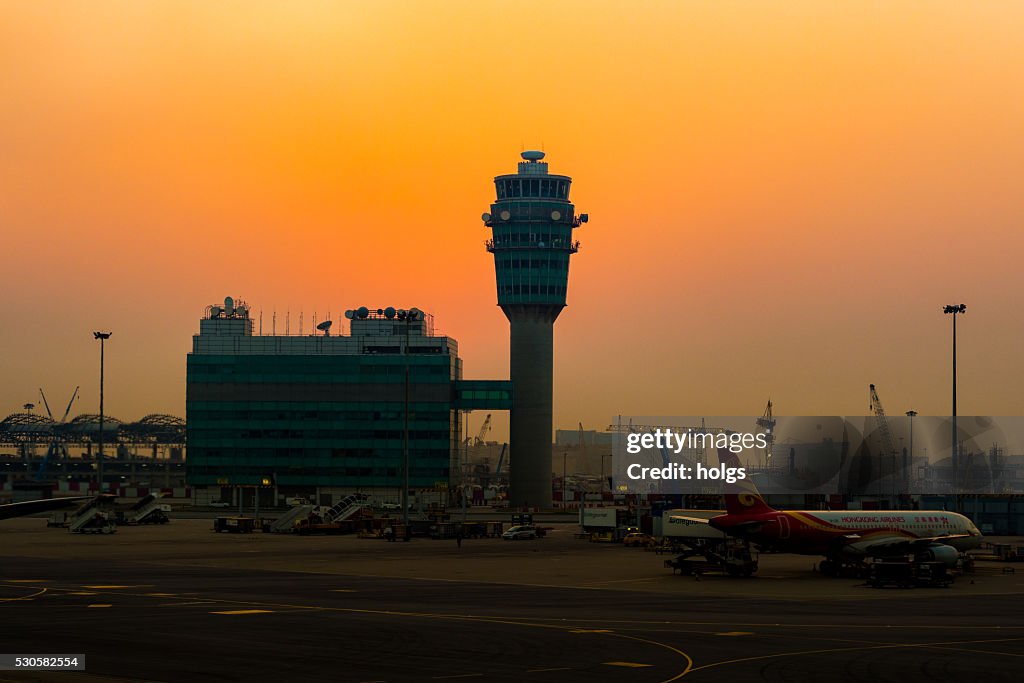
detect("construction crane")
[37,386,79,479]
[868,384,900,498]
[755,400,776,467]
[462,413,492,447]
[474,413,492,446]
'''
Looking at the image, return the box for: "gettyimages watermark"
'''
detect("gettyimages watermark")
[611,415,1024,496]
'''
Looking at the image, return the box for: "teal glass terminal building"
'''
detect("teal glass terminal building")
[186,298,511,507]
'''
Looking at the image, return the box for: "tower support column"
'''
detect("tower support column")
[507,308,557,509]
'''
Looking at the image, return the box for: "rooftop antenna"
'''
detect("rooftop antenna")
[259,310,263,336]
[299,311,304,336]
[286,311,290,336]
[272,310,277,335]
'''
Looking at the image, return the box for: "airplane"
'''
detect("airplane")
[671,448,983,575]
[0,495,99,522]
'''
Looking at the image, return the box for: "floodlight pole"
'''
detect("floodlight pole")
[93,331,112,493]
[943,304,966,492]
[905,410,917,494]
[562,451,567,510]
[402,311,418,529]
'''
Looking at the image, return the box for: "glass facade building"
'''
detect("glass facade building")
[186,300,511,505]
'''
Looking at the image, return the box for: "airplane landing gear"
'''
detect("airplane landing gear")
[818,559,839,577]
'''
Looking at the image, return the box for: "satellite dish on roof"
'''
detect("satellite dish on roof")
[409,308,422,320]
[481,212,491,222]
[344,310,354,319]
[224,297,234,315]
[316,320,333,336]
[384,307,396,319]
[211,306,222,317]
[550,210,561,221]
[356,306,369,319]
[500,210,511,221]
[521,150,545,161]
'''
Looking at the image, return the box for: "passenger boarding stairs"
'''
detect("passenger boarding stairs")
[323,494,368,523]
[69,495,116,534]
[127,493,168,524]
[269,504,315,533]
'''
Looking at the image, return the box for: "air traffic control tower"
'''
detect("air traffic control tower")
[483,151,587,508]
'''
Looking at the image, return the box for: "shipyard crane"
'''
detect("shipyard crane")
[869,384,900,498]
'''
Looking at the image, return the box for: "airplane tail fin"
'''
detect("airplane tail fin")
[717,447,776,516]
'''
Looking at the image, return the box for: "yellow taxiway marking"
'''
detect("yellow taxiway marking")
[145,592,177,597]
[689,636,1024,673]
[5,579,47,583]
[1,582,695,682]
[68,592,99,596]
[604,661,653,668]
[211,609,274,615]
[571,629,612,633]
[88,604,112,608]
[0,587,47,602]
[716,631,755,636]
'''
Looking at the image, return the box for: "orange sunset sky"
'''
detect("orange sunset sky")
[2,2,1023,440]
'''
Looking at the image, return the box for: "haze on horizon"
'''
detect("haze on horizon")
[2,2,1023,441]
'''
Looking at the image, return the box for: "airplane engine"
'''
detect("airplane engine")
[917,544,960,565]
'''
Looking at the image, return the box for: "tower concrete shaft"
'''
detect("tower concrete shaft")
[482,151,585,508]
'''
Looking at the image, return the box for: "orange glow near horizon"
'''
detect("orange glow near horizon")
[3,2,1024,439]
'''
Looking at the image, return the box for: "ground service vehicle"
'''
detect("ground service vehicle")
[623,532,655,548]
[502,525,538,540]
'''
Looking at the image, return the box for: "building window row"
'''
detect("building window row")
[187,408,454,421]
[497,284,567,296]
[190,428,453,441]
[457,390,511,401]
[496,178,569,199]
[496,257,568,271]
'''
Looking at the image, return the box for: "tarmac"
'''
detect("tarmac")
[2,518,1024,682]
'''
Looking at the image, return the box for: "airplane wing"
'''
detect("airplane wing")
[0,496,93,521]
[852,534,972,556]
[668,515,712,524]
[668,515,770,536]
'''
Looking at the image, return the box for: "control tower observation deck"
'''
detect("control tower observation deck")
[482,151,587,508]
